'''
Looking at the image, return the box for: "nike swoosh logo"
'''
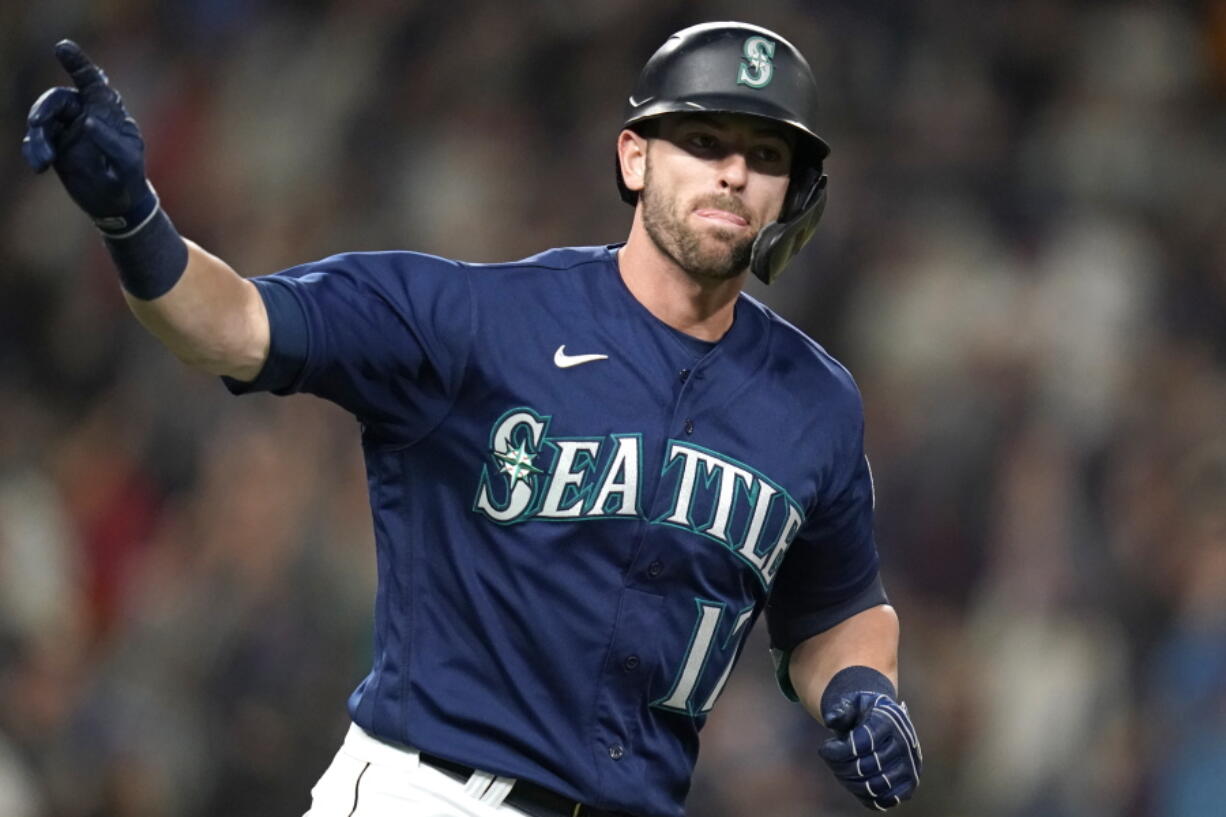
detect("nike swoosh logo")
[628,94,655,107]
[554,345,609,368]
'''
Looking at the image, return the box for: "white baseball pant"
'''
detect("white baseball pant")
[304,723,531,817]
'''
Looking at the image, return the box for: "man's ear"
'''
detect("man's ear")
[617,129,648,195]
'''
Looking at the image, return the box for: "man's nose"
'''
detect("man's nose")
[716,151,749,191]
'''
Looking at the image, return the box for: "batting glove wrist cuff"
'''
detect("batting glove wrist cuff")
[104,205,188,300]
[821,666,896,727]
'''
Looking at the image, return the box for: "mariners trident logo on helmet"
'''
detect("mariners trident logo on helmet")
[736,36,776,88]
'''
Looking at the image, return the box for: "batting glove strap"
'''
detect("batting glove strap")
[93,179,159,238]
[105,206,188,300]
[818,675,922,811]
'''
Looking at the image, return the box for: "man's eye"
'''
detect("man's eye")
[689,133,719,150]
[754,146,784,163]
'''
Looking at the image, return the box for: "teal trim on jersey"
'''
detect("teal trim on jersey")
[652,439,805,589]
[472,406,554,526]
[650,521,742,565]
[651,598,725,717]
[770,646,800,702]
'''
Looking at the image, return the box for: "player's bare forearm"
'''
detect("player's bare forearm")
[788,604,900,727]
[123,239,270,380]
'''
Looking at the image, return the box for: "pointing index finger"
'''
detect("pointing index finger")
[54,39,108,91]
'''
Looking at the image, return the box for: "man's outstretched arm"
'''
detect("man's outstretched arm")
[122,241,269,379]
[22,39,268,380]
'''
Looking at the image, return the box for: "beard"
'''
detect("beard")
[640,157,757,282]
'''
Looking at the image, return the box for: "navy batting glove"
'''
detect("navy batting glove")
[817,668,922,810]
[22,39,158,236]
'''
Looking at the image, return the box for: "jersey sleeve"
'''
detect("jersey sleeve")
[765,414,888,701]
[223,251,472,444]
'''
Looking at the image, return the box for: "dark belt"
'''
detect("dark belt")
[419,752,628,817]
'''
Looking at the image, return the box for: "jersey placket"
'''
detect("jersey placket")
[589,328,718,797]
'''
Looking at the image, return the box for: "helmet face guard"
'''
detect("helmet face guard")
[616,22,830,284]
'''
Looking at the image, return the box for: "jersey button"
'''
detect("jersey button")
[623,655,640,671]
[608,744,625,760]
[684,419,694,434]
[647,561,663,578]
[679,369,690,382]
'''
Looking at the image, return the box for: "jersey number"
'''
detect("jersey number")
[653,599,754,716]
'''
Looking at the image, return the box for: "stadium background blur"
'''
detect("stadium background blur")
[2,1,1225,815]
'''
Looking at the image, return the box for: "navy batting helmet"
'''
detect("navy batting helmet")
[617,22,830,284]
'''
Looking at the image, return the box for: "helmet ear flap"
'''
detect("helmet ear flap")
[783,149,825,220]
[750,173,826,285]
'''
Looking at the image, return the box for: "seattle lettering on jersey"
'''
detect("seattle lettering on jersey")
[472,407,805,587]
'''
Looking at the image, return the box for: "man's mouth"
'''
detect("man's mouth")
[693,208,749,227]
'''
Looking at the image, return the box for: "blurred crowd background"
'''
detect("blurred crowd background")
[2,1,1225,816]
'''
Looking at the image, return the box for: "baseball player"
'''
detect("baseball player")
[24,21,921,817]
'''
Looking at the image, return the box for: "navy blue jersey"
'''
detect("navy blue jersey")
[225,244,885,817]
